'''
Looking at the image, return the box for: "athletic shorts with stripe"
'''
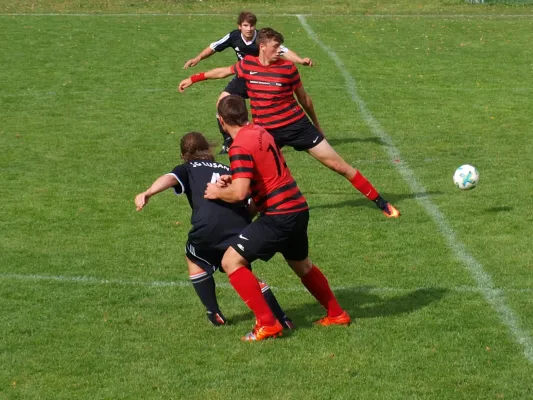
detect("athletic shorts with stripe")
[267,115,325,151]
[223,76,249,99]
[185,240,253,275]
[229,210,310,263]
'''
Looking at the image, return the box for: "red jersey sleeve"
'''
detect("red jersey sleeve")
[229,145,254,180]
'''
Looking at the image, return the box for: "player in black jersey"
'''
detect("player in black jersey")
[135,131,293,328]
[183,11,313,154]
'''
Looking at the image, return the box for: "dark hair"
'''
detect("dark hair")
[217,95,249,127]
[237,11,257,26]
[257,27,284,46]
[180,131,214,162]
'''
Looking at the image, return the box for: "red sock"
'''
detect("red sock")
[350,170,378,201]
[228,267,277,326]
[301,265,344,317]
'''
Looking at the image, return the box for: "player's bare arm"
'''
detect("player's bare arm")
[282,49,313,67]
[178,66,234,92]
[204,177,250,203]
[135,174,177,211]
[183,46,216,69]
[294,85,323,134]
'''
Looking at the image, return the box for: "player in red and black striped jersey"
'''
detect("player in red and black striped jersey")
[179,28,400,219]
[203,96,350,341]
[134,131,294,330]
[182,11,313,154]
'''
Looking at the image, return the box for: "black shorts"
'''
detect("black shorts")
[267,116,325,151]
[185,241,224,275]
[229,210,309,263]
[223,76,249,99]
[185,241,253,275]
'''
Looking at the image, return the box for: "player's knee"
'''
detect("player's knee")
[221,247,243,275]
[286,258,312,278]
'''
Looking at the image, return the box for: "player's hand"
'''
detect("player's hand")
[204,183,220,199]
[178,78,193,92]
[302,58,313,67]
[183,58,199,69]
[135,192,150,211]
[216,175,232,188]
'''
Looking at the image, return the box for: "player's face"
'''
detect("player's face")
[239,22,256,40]
[261,40,282,63]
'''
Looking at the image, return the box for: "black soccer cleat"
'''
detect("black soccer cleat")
[374,196,400,219]
[218,145,229,155]
[280,317,295,330]
[207,311,227,326]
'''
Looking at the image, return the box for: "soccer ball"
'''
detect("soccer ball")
[453,164,479,190]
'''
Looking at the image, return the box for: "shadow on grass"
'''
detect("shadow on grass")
[326,134,386,146]
[308,191,443,211]
[228,287,448,329]
[289,287,448,329]
[335,287,448,319]
[325,136,385,147]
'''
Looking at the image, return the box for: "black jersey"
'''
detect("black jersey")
[209,29,288,61]
[168,160,251,250]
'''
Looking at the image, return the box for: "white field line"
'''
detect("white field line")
[296,14,533,364]
[2,13,533,18]
[2,272,533,294]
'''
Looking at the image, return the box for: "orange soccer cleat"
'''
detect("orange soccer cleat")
[241,320,283,342]
[381,202,400,219]
[315,311,351,327]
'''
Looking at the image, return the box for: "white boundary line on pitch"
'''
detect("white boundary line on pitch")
[2,13,533,18]
[296,15,533,365]
[2,272,533,294]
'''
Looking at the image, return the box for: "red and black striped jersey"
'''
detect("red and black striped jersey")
[229,124,308,215]
[230,55,306,130]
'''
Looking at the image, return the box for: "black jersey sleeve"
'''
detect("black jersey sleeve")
[209,30,238,52]
[209,32,232,52]
[167,164,188,195]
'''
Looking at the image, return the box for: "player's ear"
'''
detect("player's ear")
[218,115,227,131]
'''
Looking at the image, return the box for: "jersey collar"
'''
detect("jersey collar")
[241,30,257,46]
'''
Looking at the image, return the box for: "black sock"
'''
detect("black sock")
[259,281,292,326]
[190,272,226,326]
[373,195,388,210]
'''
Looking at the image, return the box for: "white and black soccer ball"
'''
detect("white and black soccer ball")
[453,164,479,190]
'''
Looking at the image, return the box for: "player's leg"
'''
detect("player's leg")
[287,258,350,326]
[185,254,227,326]
[217,77,248,154]
[222,218,292,340]
[307,139,400,218]
[268,117,399,217]
[258,279,295,330]
[216,91,233,154]
[221,246,283,341]
[281,210,350,326]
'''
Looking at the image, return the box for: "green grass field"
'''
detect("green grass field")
[2,1,533,399]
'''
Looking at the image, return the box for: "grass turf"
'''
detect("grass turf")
[1,2,533,399]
